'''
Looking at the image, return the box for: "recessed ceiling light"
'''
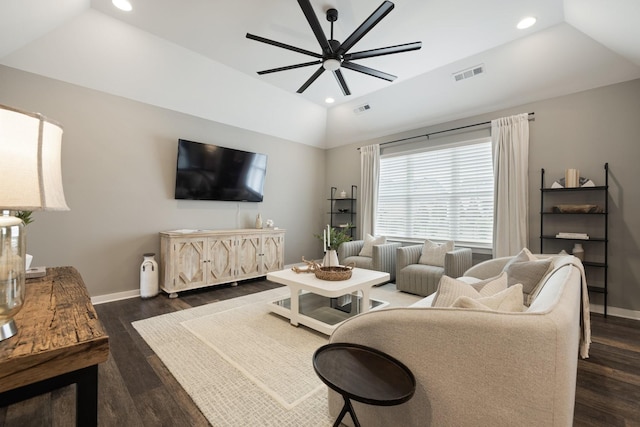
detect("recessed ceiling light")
[112,0,133,12]
[325,97,335,104]
[517,17,536,30]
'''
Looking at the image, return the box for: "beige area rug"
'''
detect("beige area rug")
[132,283,421,427]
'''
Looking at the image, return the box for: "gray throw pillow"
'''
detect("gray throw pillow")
[501,247,536,272]
[504,259,553,305]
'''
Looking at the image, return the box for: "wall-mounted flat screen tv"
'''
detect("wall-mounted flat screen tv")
[174,139,267,202]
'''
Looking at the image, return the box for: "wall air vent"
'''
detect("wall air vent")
[353,103,372,115]
[453,64,485,82]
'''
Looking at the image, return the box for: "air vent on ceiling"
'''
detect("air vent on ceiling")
[353,103,372,115]
[453,64,485,82]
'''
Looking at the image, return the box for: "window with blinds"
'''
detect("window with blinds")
[376,137,494,248]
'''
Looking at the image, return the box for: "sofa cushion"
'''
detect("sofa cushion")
[359,234,386,257]
[452,284,525,312]
[418,239,454,267]
[342,255,374,270]
[431,273,507,307]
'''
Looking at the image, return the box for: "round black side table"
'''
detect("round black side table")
[313,343,416,427]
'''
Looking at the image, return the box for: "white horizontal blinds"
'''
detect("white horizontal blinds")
[377,138,494,247]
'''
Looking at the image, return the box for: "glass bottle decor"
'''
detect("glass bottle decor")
[0,213,25,341]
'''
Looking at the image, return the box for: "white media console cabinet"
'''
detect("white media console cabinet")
[159,228,285,297]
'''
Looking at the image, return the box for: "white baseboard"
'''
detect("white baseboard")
[91,289,140,305]
[589,303,640,320]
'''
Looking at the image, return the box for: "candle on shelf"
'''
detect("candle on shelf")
[565,168,579,188]
[327,224,331,248]
[323,230,327,252]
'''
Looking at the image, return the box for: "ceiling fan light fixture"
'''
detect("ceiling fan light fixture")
[517,16,536,30]
[247,0,421,97]
[323,59,341,71]
[112,0,133,12]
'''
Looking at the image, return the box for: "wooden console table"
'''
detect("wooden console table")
[0,267,109,426]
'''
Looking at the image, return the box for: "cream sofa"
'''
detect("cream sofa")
[328,254,589,427]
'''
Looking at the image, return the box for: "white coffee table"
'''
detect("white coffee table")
[266,267,390,335]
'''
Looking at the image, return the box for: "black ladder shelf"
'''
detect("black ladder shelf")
[540,163,609,317]
[328,185,357,239]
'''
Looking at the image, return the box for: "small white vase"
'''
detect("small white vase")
[140,253,159,298]
[572,243,584,261]
[255,213,263,229]
[322,250,340,267]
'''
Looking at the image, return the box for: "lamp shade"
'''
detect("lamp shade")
[0,104,69,211]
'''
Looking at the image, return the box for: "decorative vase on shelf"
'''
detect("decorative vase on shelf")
[323,250,339,267]
[572,243,584,261]
[255,213,263,229]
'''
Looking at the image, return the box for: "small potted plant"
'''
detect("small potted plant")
[15,210,34,226]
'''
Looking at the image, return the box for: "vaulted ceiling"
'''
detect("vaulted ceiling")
[1,0,639,148]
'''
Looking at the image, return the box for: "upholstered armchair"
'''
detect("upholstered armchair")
[396,245,472,296]
[338,240,402,281]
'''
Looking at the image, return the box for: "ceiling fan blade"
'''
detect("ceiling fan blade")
[297,0,333,54]
[333,70,351,96]
[246,33,322,58]
[344,41,422,61]
[297,67,326,93]
[257,60,322,75]
[337,1,394,56]
[342,61,397,81]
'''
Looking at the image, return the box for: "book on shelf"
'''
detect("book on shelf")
[556,232,589,240]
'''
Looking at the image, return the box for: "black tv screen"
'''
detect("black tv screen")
[175,139,267,202]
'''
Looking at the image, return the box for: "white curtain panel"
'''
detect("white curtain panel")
[491,114,530,257]
[360,144,380,238]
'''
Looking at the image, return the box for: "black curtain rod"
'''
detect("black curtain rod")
[359,112,535,149]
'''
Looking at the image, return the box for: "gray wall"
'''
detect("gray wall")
[3,62,638,313]
[326,78,640,314]
[0,65,327,297]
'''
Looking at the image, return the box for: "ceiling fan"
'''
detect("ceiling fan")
[246,0,422,96]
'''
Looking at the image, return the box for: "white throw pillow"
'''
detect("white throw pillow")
[452,284,525,312]
[432,273,507,307]
[358,234,386,257]
[418,239,454,267]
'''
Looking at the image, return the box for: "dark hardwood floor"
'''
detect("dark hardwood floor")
[1,279,639,426]
[573,314,640,427]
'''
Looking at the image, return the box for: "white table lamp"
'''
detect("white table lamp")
[0,104,69,341]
